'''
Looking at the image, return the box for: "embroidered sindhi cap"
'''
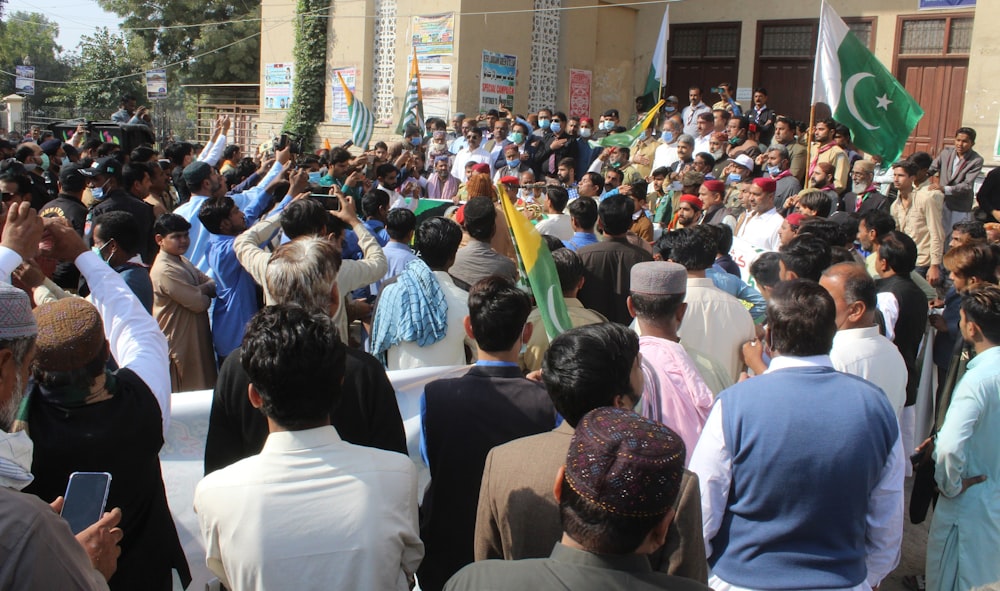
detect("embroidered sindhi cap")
[0,283,37,340]
[630,261,687,296]
[33,298,105,372]
[564,407,685,517]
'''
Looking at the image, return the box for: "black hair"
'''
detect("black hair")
[630,292,685,326]
[665,227,716,271]
[797,190,832,218]
[153,213,191,236]
[960,283,1000,343]
[956,127,977,142]
[754,87,768,95]
[543,234,566,253]
[568,196,598,231]
[891,159,919,177]
[859,210,896,241]
[361,189,390,219]
[164,142,193,165]
[374,141,388,151]
[122,162,150,196]
[953,220,987,241]
[542,323,639,427]
[798,218,848,248]
[130,146,158,163]
[280,199,328,239]
[552,248,584,293]
[598,195,634,236]
[557,157,576,171]
[93,211,141,254]
[546,186,569,213]
[223,144,241,160]
[467,276,531,352]
[705,222,733,254]
[241,305,347,430]
[829,246,857,266]
[750,251,782,288]
[198,196,237,235]
[694,152,716,169]
[386,208,416,241]
[375,163,398,180]
[779,234,831,282]
[96,142,121,158]
[559,473,665,555]
[582,172,605,193]
[767,279,837,356]
[462,196,497,241]
[878,231,918,275]
[328,147,352,165]
[14,145,35,163]
[910,151,933,171]
[651,167,669,178]
[416,216,463,269]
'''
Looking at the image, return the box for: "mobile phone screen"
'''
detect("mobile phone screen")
[61,472,112,535]
[310,194,341,211]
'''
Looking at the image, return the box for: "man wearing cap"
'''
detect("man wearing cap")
[174,145,289,274]
[722,154,755,213]
[452,407,710,591]
[0,203,127,590]
[809,118,849,194]
[39,138,64,199]
[736,177,783,251]
[628,261,714,457]
[699,180,736,230]
[82,156,156,264]
[764,146,802,212]
[669,195,702,231]
[39,163,89,288]
[690,279,904,591]
[843,160,888,215]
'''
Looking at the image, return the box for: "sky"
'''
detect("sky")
[6,0,122,53]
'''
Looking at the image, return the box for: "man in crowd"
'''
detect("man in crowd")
[736,177,783,251]
[693,113,714,156]
[195,305,422,590]
[809,118,849,194]
[809,162,841,213]
[450,196,518,288]
[843,160,888,214]
[890,159,945,286]
[40,163,88,289]
[699,180,736,230]
[653,118,683,172]
[418,277,556,591]
[929,127,984,229]
[691,279,904,591]
[83,158,156,264]
[682,87,711,138]
[764,146,801,211]
[451,127,492,182]
[563,192,600,251]
[770,116,806,183]
[725,117,759,161]
[535,186,573,241]
[670,194,702,231]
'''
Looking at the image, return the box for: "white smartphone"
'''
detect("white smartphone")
[61,471,112,535]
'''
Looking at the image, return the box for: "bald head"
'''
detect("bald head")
[820,262,876,330]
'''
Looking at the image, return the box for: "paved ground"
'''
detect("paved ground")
[882,476,931,591]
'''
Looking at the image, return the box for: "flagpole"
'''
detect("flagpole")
[807,0,823,173]
[806,103,816,172]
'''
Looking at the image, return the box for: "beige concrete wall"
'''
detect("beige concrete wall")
[961,0,1000,163]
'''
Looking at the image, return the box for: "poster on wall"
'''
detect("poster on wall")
[15,65,35,95]
[412,14,454,56]
[330,67,357,123]
[568,69,591,119]
[264,63,294,110]
[479,51,517,113]
[145,69,167,100]
[418,62,452,119]
[918,0,974,8]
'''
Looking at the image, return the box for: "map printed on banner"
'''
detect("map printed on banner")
[146,69,167,100]
[479,51,516,112]
[264,63,294,110]
[569,69,591,119]
[15,65,35,95]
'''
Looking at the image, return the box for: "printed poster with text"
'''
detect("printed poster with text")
[412,14,454,56]
[264,63,294,110]
[146,69,167,100]
[569,69,592,119]
[330,67,357,123]
[15,66,35,95]
[416,61,452,119]
[479,51,516,113]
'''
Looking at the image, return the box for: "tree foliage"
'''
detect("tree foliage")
[0,12,71,106]
[284,0,329,146]
[53,28,146,118]
[96,0,261,85]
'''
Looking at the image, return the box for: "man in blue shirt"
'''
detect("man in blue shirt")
[380,208,418,289]
[562,194,599,251]
[199,197,259,363]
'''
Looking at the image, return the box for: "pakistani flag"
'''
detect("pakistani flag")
[591,99,665,149]
[812,0,923,163]
[497,184,572,341]
[336,72,374,150]
[395,47,425,136]
[638,5,669,113]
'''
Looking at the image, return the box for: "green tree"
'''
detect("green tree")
[0,12,72,107]
[54,28,147,118]
[284,0,329,146]
[96,0,260,85]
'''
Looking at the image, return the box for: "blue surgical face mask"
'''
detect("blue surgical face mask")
[308,171,322,184]
[507,159,520,169]
[726,173,743,184]
[579,128,592,139]
[410,137,422,146]
[638,131,647,141]
[538,118,551,129]
[665,105,676,113]
[601,120,614,131]
[550,122,562,134]
[662,131,674,143]
[510,132,524,144]
[39,154,50,170]
[767,165,782,176]
[90,187,105,200]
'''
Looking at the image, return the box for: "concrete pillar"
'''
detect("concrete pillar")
[2,94,26,136]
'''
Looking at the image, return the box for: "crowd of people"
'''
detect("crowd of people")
[0,84,999,591]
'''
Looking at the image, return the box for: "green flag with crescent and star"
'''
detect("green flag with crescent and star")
[812,0,923,163]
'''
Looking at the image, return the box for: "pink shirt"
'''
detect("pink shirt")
[639,335,715,465]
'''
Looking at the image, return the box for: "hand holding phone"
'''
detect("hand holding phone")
[61,471,112,535]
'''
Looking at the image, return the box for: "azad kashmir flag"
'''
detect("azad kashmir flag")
[591,99,665,149]
[395,47,426,136]
[336,72,374,149]
[497,184,572,340]
[812,0,923,163]
[638,5,669,113]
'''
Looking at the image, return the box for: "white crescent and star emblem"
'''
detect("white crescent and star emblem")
[545,285,570,335]
[844,72,880,131]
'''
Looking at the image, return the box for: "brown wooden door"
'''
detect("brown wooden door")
[898,58,968,157]
[756,60,814,122]
[666,60,738,101]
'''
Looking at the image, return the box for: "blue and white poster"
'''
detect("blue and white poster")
[479,50,516,112]
[919,0,975,9]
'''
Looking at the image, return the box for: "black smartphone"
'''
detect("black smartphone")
[61,471,112,535]
[341,140,354,149]
[310,194,341,211]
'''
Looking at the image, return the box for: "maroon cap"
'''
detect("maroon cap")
[753,177,776,194]
[679,194,704,210]
[702,179,725,194]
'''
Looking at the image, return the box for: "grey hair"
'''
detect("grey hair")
[677,134,695,147]
[0,336,35,368]
[266,238,343,314]
[768,145,790,161]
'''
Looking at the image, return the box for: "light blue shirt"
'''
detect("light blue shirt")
[207,233,259,358]
[563,232,598,251]
[706,266,767,323]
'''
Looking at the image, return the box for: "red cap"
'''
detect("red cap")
[454,204,466,225]
[472,163,491,175]
[785,212,806,227]
[752,177,776,194]
[702,179,725,193]
[499,175,519,185]
[679,194,704,210]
